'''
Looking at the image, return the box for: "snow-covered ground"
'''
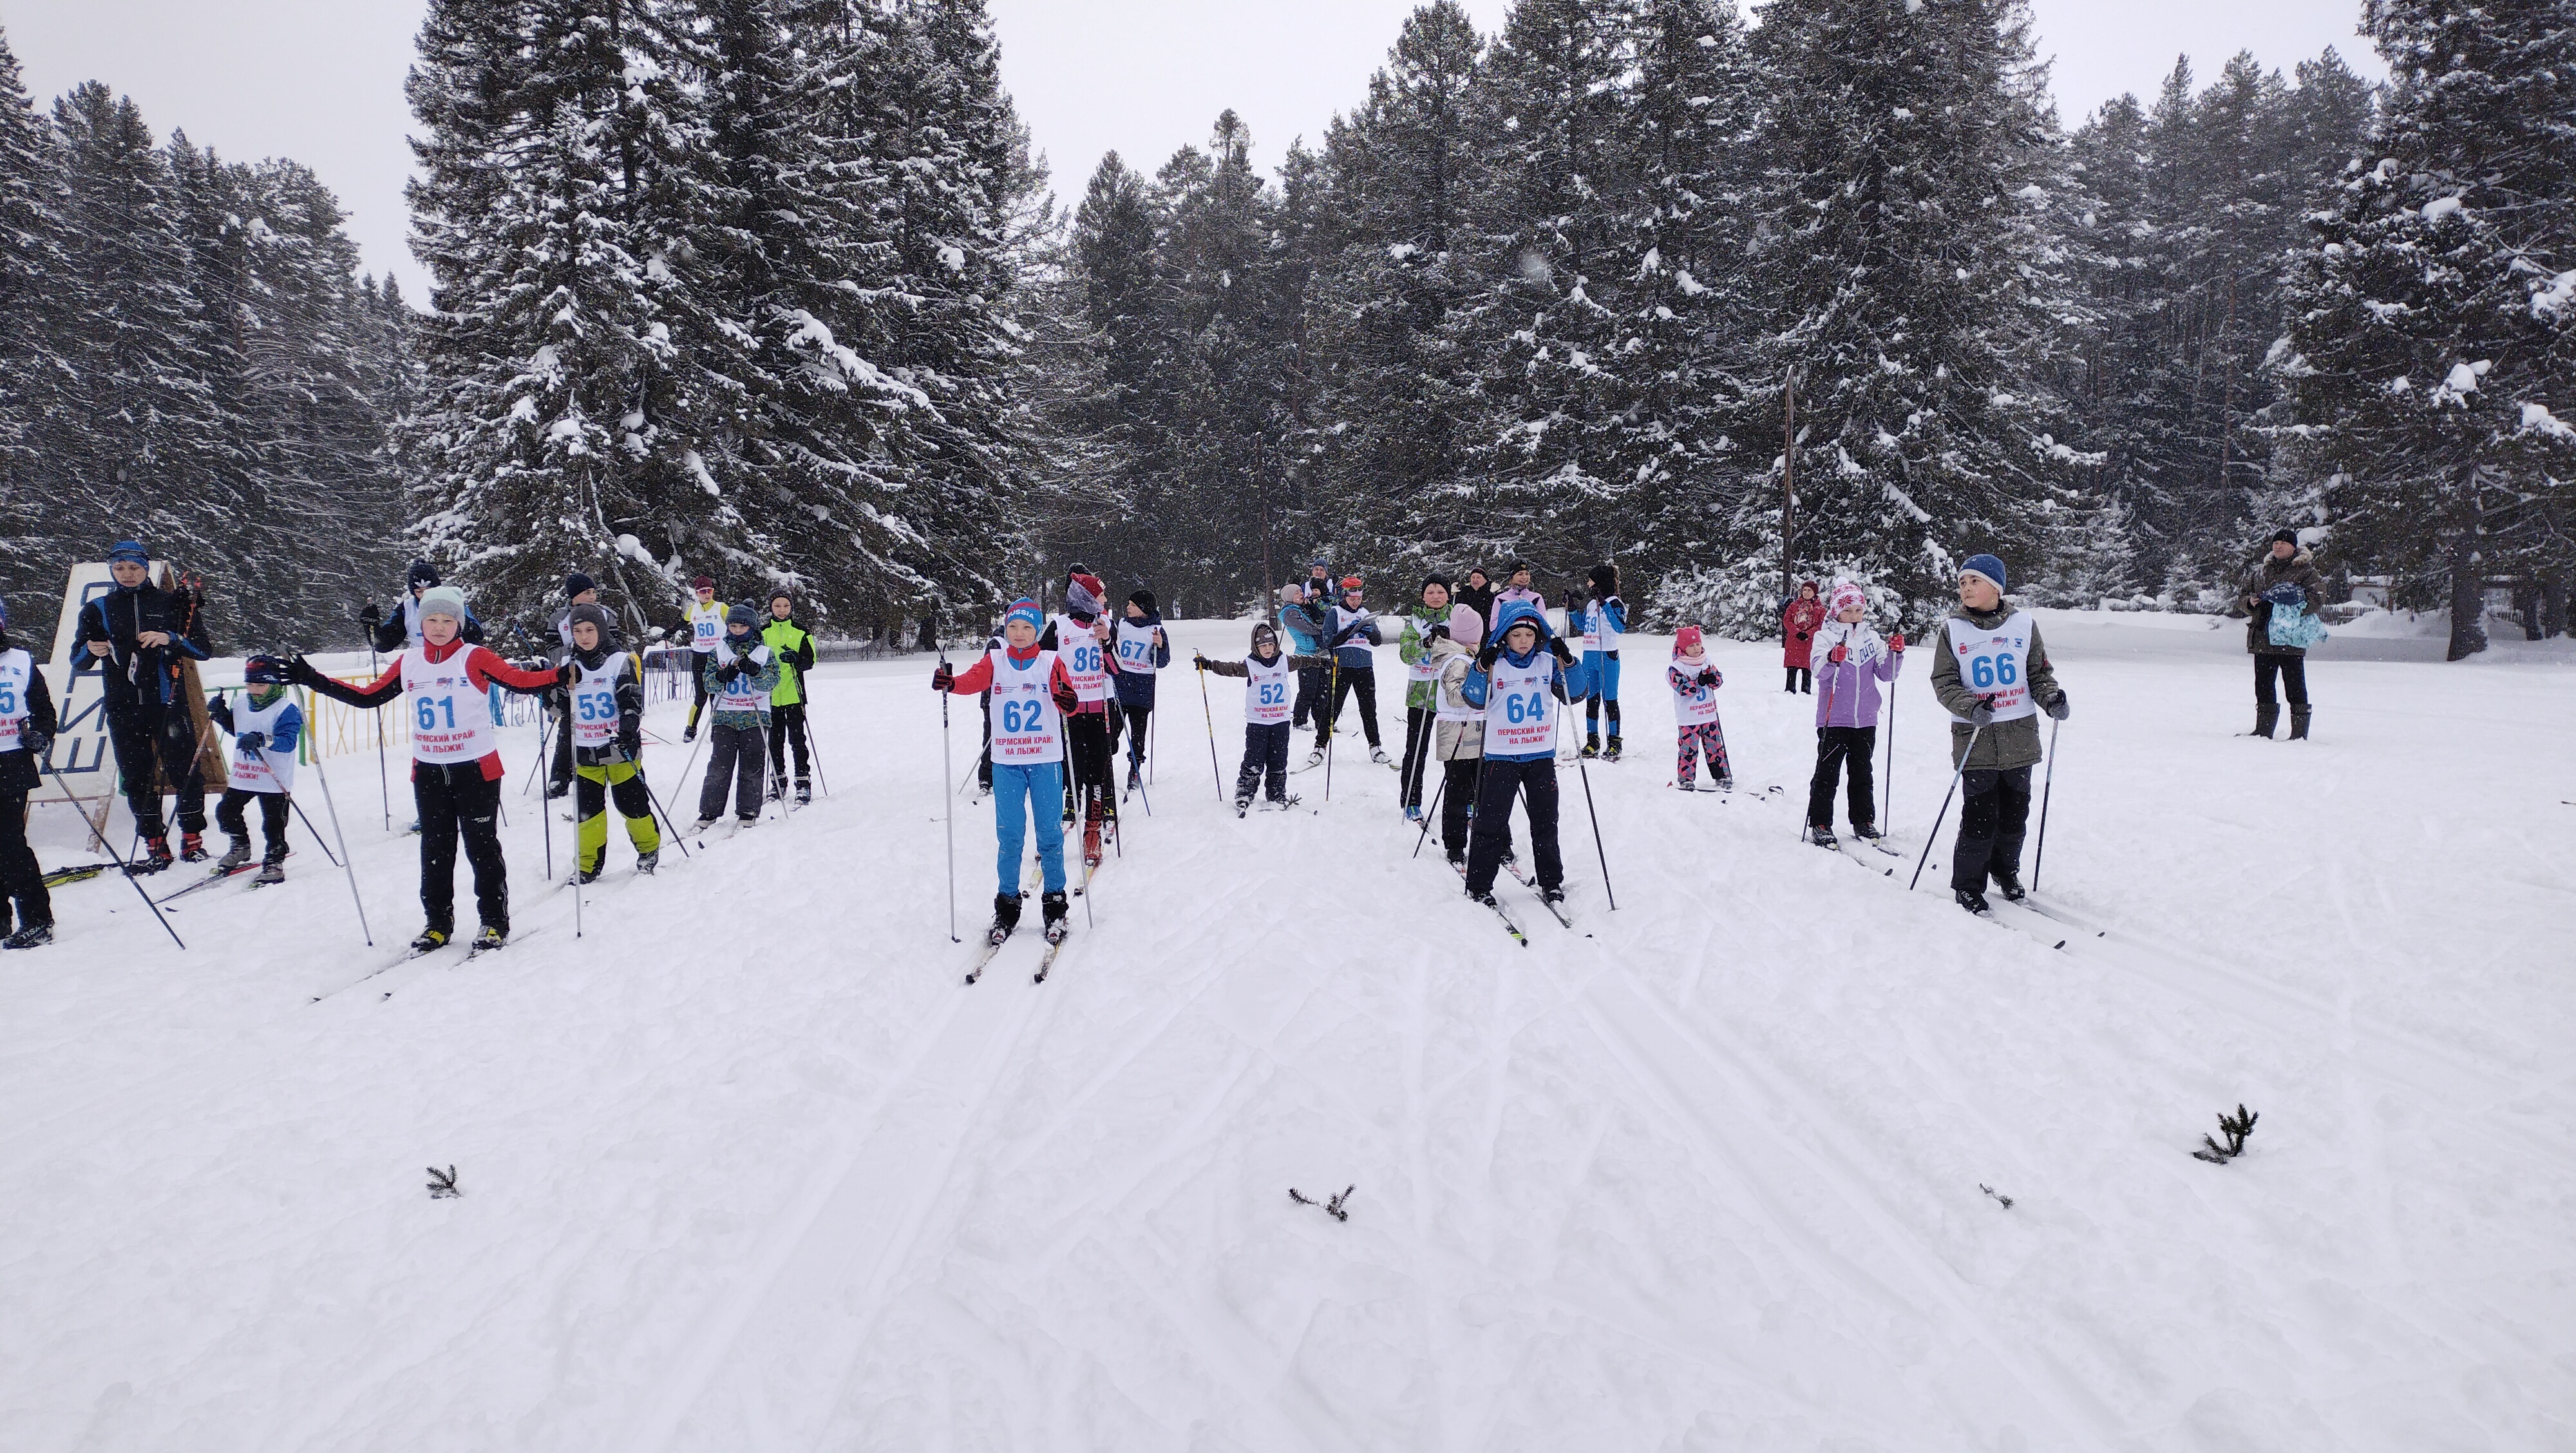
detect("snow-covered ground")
[5,610,2571,1452]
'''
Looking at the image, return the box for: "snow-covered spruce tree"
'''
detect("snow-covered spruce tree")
[406,0,767,636]
[1745,0,2105,612]
[1302,0,1491,578]
[0,22,76,597]
[2276,0,2576,660]
[1046,150,1170,582]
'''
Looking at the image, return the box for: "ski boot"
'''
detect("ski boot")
[1717,776,1736,792]
[1991,869,2026,902]
[686,817,717,834]
[1124,759,1142,794]
[1301,749,1325,771]
[1403,803,1423,823]
[1260,794,1302,812]
[735,813,759,830]
[1602,737,1622,763]
[471,924,508,953]
[1541,886,1567,908]
[214,839,254,872]
[1806,824,1839,850]
[795,779,812,805]
[635,849,659,875]
[768,775,788,803]
[1369,746,1392,765]
[254,859,285,886]
[1082,811,1103,868]
[1041,890,1070,945]
[179,831,210,863]
[1852,822,1885,844]
[576,864,603,886]
[1234,794,1253,819]
[1581,733,1600,759]
[988,891,1023,947]
[409,925,453,954]
[1955,889,1993,916]
[2,920,53,950]
[681,725,698,744]
[1444,845,1467,868]
[129,836,175,876]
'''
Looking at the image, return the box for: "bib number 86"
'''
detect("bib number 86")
[1967,652,2018,690]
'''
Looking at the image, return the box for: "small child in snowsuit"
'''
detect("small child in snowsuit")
[563,603,662,880]
[1197,621,1321,815]
[1667,627,1731,790]
[207,654,304,883]
[1427,604,1494,866]
[1577,563,1626,759]
[1804,580,1904,848]
[693,603,780,829]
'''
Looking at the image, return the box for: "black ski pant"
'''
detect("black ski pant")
[1293,665,1323,730]
[768,701,811,787]
[108,704,206,839]
[1113,703,1152,770]
[1062,709,1113,822]
[415,761,507,934]
[216,787,291,860]
[1951,764,2034,895]
[547,690,574,794]
[0,788,50,931]
[697,722,766,822]
[1466,754,1560,896]
[977,692,993,790]
[1806,725,1878,832]
[2254,654,2309,708]
[1399,707,1435,808]
[684,653,714,734]
[1235,721,1292,803]
[1317,664,1381,750]
[1784,667,1811,694]
[1439,754,1493,859]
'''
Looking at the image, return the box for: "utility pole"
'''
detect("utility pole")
[1782,367,1798,630]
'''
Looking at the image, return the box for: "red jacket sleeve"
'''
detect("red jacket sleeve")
[466,646,560,694]
[945,653,997,694]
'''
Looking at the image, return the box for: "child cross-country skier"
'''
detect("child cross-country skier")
[1459,601,1586,908]
[563,603,661,881]
[1311,575,1387,768]
[679,575,726,741]
[692,603,779,831]
[1577,564,1627,760]
[1803,582,1904,848]
[1396,575,1453,821]
[1043,568,1121,864]
[1109,589,1170,794]
[0,597,60,947]
[1427,603,1495,867]
[1927,555,2069,915]
[1668,627,1732,791]
[205,654,303,884]
[762,592,819,804]
[933,598,1079,946]
[288,585,565,953]
[1195,620,1320,815]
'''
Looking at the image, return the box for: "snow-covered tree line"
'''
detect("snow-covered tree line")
[401,0,1048,641]
[0,25,413,651]
[1041,0,2573,647]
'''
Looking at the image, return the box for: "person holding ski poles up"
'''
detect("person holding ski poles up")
[1927,555,2068,915]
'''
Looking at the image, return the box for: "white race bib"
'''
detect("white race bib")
[1056,614,1110,702]
[1243,652,1294,724]
[0,649,26,753]
[1434,656,1479,723]
[1405,618,1443,681]
[571,658,621,746]
[989,649,1065,763]
[1482,652,1558,754]
[1946,611,2038,725]
[1671,663,1721,725]
[402,650,498,764]
[223,692,298,793]
[1113,619,1162,676]
[714,642,767,714]
[690,603,724,652]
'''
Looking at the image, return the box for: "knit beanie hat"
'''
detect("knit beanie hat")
[564,571,596,600]
[418,585,468,622]
[1277,583,1303,606]
[726,601,759,629]
[1673,625,1705,658]
[1589,563,1618,596]
[1004,597,1044,633]
[1066,573,1106,621]
[567,603,613,638]
[1828,580,1867,615]
[406,557,439,588]
[244,654,290,685]
[1421,573,1452,595]
[1446,605,1481,642]
[1339,575,1363,593]
[1251,620,1278,651]
[2271,528,2300,548]
[1129,588,1157,614]
[692,574,715,591]
[1959,555,2008,594]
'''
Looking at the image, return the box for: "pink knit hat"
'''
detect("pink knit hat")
[1828,580,1867,615]
[1672,625,1705,657]
[1447,605,1482,641]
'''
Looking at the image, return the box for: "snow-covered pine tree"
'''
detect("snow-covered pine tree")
[2276,0,2576,660]
[1745,0,2102,612]
[0,23,75,600]
[406,0,766,635]
[1048,149,1169,578]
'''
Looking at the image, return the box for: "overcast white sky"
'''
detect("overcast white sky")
[5,0,2380,305]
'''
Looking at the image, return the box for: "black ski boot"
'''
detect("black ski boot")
[1233,794,1253,818]
[180,831,209,863]
[1992,869,2025,902]
[409,925,453,954]
[1581,733,1600,759]
[988,891,1022,947]
[214,839,253,872]
[795,778,812,804]
[1602,737,1622,762]
[1955,888,1993,916]
[1041,889,1070,945]
[2253,703,2279,739]
[2289,706,2311,741]
[3,920,53,949]
[1853,822,1885,844]
[470,924,508,953]
[636,849,660,875]
[129,836,175,876]
[1444,846,1466,868]
[1807,824,1839,850]
[576,865,603,886]
[254,855,285,886]
[1540,886,1567,907]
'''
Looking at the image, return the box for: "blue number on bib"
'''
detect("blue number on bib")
[0,685,15,714]
[1998,653,2018,685]
[415,695,457,732]
[1074,645,1100,674]
[1002,699,1045,734]
[1504,690,1542,723]
[1258,682,1285,705]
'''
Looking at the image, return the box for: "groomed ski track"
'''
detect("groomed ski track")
[3,614,2571,1451]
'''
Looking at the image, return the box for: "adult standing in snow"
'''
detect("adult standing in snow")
[363,558,485,654]
[678,576,727,742]
[1278,583,1330,734]
[1927,555,2067,915]
[1396,575,1454,821]
[1455,567,1497,645]
[1460,601,1585,909]
[1313,575,1388,767]
[1781,580,1823,693]
[287,585,565,953]
[1803,582,1904,848]
[762,592,819,804]
[0,597,60,947]
[2240,529,2326,740]
[1495,560,1546,614]
[77,540,213,871]
[933,598,1079,947]
[1109,589,1170,793]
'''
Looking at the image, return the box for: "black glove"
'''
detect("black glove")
[556,662,578,687]
[2045,691,2071,721]
[717,660,741,682]
[283,654,323,687]
[931,663,955,691]
[618,730,641,761]
[1794,631,1809,641]
[1697,668,1719,687]
[1426,624,1449,643]
[207,695,235,731]
[1475,643,1501,672]
[1192,652,1209,670]
[359,602,383,629]
[1548,638,1575,664]
[1969,696,1996,728]
[1051,683,1080,712]
[20,730,51,761]
[238,730,269,754]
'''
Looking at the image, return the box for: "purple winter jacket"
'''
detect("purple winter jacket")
[1809,620,1903,728]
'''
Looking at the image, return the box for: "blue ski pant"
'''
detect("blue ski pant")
[994,760,1067,895]
[1582,652,1621,736]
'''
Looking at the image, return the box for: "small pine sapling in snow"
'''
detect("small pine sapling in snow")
[427,1165,462,1199]
[2190,1105,2259,1164]
[1979,1183,2014,1210]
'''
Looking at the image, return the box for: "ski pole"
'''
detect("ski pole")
[1573,725,1616,910]
[1197,661,1223,803]
[1323,654,1341,802]
[1807,643,1837,842]
[366,635,390,833]
[804,708,829,797]
[534,710,556,881]
[1411,762,1446,859]
[631,764,692,860]
[938,652,957,944]
[41,758,186,950]
[298,750,374,946]
[1882,627,1899,831]
[1908,720,1984,891]
[2031,714,2060,893]
[283,786,343,866]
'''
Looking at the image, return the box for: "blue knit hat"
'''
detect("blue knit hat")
[108,540,148,565]
[1004,597,1043,632]
[1960,554,2009,594]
